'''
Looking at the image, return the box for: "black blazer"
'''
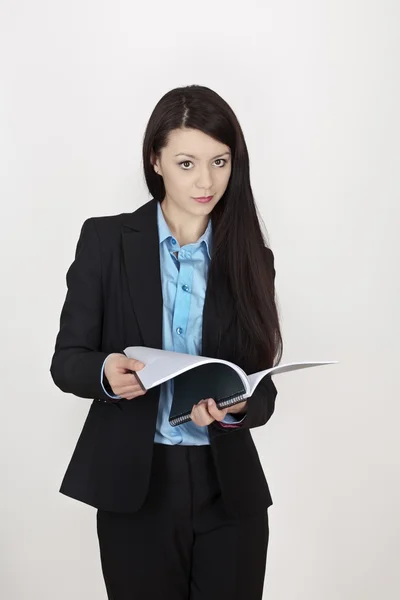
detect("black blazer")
[50,198,278,518]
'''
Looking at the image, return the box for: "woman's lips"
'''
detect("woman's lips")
[193,196,214,203]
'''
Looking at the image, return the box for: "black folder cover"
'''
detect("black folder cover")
[169,363,246,426]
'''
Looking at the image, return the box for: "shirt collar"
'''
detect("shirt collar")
[157,201,212,259]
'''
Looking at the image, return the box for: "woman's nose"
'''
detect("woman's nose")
[196,167,213,190]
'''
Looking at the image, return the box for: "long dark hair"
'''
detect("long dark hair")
[142,85,283,370]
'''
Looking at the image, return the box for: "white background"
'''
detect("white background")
[1,1,399,598]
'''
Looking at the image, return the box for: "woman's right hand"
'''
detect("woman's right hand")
[104,353,147,400]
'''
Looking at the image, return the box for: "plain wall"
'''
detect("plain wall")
[1,1,399,598]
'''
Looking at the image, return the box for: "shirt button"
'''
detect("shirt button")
[176,327,183,335]
[182,284,190,292]
[171,238,177,245]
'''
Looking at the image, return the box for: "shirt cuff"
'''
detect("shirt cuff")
[219,412,247,427]
[100,355,122,400]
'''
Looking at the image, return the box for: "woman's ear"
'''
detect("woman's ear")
[150,151,161,175]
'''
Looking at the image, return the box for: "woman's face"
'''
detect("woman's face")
[152,127,232,218]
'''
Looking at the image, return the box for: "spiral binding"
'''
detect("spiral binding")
[170,414,192,426]
[169,393,247,426]
[217,393,246,408]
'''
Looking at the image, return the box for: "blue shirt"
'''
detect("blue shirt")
[100,201,243,444]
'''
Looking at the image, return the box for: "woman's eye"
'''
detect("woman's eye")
[178,159,227,170]
[214,158,226,167]
[180,161,192,169]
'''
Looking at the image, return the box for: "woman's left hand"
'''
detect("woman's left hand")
[190,398,248,427]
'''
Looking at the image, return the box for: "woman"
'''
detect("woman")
[50,84,283,600]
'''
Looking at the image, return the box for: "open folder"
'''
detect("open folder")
[123,346,338,426]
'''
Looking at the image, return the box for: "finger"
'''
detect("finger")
[122,388,147,399]
[191,403,214,426]
[190,411,210,427]
[190,401,204,426]
[111,375,144,390]
[192,399,215,425]
[126,358,145,371]
[117,384,146,395]
[112,381,146,397]
[117,372,146,388]
[124,391,146,400]
[205,399,228,422]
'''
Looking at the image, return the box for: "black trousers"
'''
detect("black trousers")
[96,443,269,600]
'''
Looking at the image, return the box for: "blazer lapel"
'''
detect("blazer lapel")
[121,199,163,350]
[201,276,221,359]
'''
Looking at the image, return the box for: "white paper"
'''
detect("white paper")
[123,346,248,390]
[124,346,338,393]
[246,361,339,396]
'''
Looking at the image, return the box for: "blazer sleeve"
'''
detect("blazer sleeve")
[210,247,278,434]
[49,218,114,401]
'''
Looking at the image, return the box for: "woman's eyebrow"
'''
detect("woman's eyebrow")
[174,151,231,160]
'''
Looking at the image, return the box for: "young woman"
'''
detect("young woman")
[50,84,283,600]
